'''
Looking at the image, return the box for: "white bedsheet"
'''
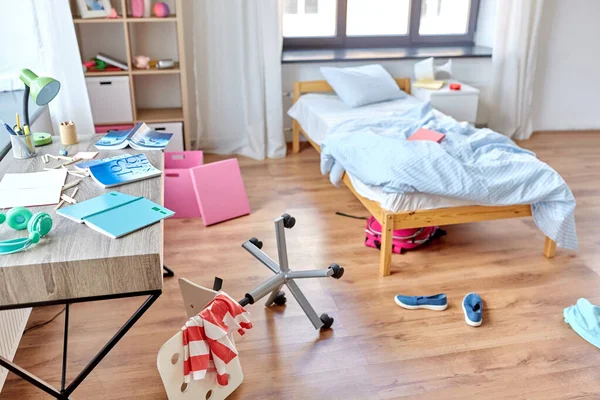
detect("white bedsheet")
[288,93,474,212]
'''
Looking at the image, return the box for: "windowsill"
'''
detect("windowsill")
[281,45,492,64]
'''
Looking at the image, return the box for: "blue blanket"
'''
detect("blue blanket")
[320,102,577,249]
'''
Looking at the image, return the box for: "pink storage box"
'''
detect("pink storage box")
[164,151,204,218]
[95,124,135,134]
[191,159,251,226]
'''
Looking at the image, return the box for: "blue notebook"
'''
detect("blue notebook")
[89,153,162,188]
[57,192,174,238]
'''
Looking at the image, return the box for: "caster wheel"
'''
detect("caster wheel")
[375,240,381,250]
[399,247,406,254]
[282,213,296,229]
[249,237,263,249]
[320,313,334,330]
[328,263,344,279]
[273,291,287,306]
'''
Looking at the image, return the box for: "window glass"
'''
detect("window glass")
[346,0,411,36]
[283,0,337,38]
[419,0,471,35]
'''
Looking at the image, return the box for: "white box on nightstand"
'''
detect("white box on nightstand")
[412,80,479,123]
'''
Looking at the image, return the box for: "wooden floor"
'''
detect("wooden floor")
[3,132,600,399]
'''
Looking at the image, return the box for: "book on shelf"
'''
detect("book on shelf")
[96,53,128,71]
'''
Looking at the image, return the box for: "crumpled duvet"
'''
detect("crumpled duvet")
[320,102,577,249]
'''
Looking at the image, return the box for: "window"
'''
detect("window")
[283,0,480,49]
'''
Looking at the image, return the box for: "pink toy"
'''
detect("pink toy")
[107,8,119,18]
[191,159,251,226]
[153,2,170,17]
[134,55,151,69]
[164,151,204,219]
[131,0,144,17]
[364,217,445,254]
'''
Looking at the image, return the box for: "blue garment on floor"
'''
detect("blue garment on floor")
[320,101,577,250]
[564,298,600,349]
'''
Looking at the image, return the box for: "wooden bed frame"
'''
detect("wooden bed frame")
[291,78,557,276]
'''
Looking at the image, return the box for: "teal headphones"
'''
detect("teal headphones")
[0,207,53,255]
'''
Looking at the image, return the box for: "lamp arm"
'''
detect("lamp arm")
[22,85,30,127]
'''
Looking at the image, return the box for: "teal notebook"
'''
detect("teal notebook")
[57,192,174,238]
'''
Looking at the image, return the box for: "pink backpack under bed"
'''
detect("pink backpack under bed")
[364,217,446,254]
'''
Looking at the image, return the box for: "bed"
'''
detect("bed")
[290,78,557,276]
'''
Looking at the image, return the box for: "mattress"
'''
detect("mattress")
[288,93,475,213]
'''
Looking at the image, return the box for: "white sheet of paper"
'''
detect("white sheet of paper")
[0,169,68,208]
[73,151,98,160]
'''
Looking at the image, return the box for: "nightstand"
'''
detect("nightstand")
[412,80,480,123]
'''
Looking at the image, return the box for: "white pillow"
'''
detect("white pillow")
[320,64,406,108]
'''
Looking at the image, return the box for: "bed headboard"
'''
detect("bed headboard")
[292,78,411,103]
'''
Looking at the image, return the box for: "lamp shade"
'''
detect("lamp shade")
[19,69,60,106]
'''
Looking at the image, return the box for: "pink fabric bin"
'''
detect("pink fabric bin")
[164,151,204,218]
[95,124,135,134]
[191,159,251,226]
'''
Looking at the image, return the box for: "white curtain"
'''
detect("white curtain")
[489,0,544,140]
[192,0,286,160]
[31,0,95,135]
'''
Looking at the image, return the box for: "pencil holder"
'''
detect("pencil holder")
[59,121,78,145]
[11,134,36,159]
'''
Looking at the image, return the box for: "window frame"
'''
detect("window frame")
[283,0,481,50]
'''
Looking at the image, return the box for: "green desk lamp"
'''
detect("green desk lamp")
[19,69,61,146]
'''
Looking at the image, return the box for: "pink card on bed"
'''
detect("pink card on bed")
[191,159,251,226]
[408,128,445,143]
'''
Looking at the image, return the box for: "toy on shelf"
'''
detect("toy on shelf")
[153,2,170,17]
[107,8,119,18]
[134,55,151,69]
[157,59,175,69]
[131,0,144,17]
[82,58,123,73]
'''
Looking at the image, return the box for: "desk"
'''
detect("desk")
[0,136,163,399]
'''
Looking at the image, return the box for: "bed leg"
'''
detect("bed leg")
[292,120,300,154]
[379,214,394,276]
[543,236,556,258]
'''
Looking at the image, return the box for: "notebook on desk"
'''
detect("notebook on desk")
[57,192,174,238]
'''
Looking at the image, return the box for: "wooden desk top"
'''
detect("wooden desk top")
[0,136,163,308]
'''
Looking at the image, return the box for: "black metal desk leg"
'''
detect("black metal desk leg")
[61,304,70,393]
[163,265,175,277]
[0,356,64,399]
[0,291,161,399]
[63,292,160,397]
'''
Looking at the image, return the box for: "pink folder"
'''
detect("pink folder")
[164,152,204,219]
[408,128,445,143]
[191,159,251,226]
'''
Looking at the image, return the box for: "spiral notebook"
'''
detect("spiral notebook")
[57,192,174,238]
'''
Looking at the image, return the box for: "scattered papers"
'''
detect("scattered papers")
[0,169,68,208]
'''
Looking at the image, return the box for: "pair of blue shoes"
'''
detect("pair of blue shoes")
[394,292,483,327]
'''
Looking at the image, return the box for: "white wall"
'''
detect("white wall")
[474,0,496,48]
[532,0,600,131]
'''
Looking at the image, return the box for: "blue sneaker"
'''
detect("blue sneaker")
[462,293,483,326]
[394,294,448,311]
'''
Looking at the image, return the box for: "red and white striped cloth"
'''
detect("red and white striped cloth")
[181,292,252,386]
